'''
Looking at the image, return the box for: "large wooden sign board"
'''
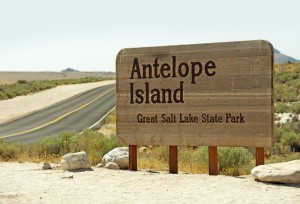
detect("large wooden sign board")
[116,40,274,147]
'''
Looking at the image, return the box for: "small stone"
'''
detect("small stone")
[42,163,52,170]
[104,162,120,170]
[145,169,159,174]
[62,175,74,179]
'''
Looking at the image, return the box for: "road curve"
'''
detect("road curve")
[0,84,115,143]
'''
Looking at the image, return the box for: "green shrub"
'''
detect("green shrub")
[267,153,300,164]
[0,130,118,165]
[177,146,207,165]
[275,102,289,113]
[268,143,291,156]
[275,63,300,103]
[275,127,283,143]
[291,102,300,114]
[17,80,27,84]
[217,147,252,176]
[32,130,118,165]
[273,121,300,152]
[281,131,300,151]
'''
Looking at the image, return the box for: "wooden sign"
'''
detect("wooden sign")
[116,40,274,147]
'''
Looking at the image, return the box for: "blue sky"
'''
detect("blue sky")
[0,0,299,72]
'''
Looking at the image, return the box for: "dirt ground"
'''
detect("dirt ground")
[0,162,299,204]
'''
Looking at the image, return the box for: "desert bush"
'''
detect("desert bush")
[281,131,300,151]
[0,141,24,161]
[179,147,209,173]
[103,109,116,124]
[149,146,169,163]
[268,143,291,156]
[138,146,169,170]
[179,147,208,165]
[275,102,289,113]
[33,129,118,165]
[0,130,118,165]
[217,147,252,176]
[291,102,300,114]
[266,152,300,164]
[35,132,77,156]
[139,146,253,175]
[274,127,283,143]
[17,80,27,84]
[274,122,300,152]
[275,63,300,103]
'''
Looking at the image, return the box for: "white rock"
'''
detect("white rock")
[61,151,91,171]
[100,147,128,169]
[275,113,297,124]
[104,162,120,170]
[139,146,147,153]
[251,160,300,184]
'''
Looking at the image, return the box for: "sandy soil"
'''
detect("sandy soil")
[0,80,115,124]
[0,162,299,204]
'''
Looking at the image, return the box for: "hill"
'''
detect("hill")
[61,68,79,72]
[274,48,299,64]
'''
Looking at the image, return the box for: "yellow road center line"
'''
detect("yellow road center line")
[0,88,115,139]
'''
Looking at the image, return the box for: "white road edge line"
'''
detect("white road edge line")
[78,106,116,135]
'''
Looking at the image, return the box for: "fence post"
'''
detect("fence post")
[209,146,218,175]
[256,147,264,166]
[129,145,137,171]
[169,146,178,174]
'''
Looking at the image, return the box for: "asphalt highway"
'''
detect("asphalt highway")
[0,84,115,143]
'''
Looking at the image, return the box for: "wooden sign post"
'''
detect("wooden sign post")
[116,40,274,174]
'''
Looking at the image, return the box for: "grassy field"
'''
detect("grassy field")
[0,71,115,85]
[0,62,299,175]
[0,76,114,100]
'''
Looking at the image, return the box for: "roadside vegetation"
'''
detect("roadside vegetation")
[275,62,300,113]
[0,77,111,100]
[0,129,118,165]
[0,62,300,175]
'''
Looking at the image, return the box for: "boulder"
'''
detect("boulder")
[100,147,128,169]
[251,160,300,184]
[275,113,299,125]
[61,151,91,171]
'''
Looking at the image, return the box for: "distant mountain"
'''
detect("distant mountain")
[274,49,299,64]
[61,68,79,72]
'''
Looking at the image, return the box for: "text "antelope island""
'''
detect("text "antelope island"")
[129,56,216,104]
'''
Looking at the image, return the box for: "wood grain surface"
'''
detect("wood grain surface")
[116,40,274,147]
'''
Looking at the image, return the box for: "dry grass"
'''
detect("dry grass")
[0,71,115,85]
[98,109,116,138]
[275,62,300,72]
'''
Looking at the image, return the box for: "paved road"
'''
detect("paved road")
[0,84,115,143]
